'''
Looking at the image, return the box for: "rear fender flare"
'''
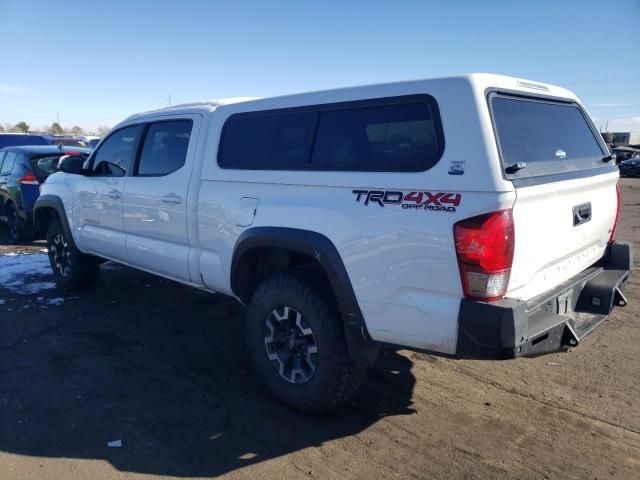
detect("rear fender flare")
[231,227,378,367]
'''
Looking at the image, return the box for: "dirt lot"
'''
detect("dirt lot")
[1,179,639,480]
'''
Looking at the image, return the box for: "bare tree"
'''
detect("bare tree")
[49,123,63,135]
[14,121,29,133]
[70,125,84,135]
[0,124,4,133]
[96,126,110,136]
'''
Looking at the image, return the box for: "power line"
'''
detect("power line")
[578,89,640,97]
[587,104,640,109]
[561,75,640,86]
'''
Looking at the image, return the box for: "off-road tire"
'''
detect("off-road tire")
[7,203,32,244]
[246,274,367,413]
[46,219,99,290]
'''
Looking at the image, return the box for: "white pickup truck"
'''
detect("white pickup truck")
[35,74,633,412]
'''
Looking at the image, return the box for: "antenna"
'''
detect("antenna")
[167,95,172,107]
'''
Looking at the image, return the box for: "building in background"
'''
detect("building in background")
[601,131,631,146]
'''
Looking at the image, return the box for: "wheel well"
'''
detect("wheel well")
[232,247,335,307]
[34,207,59,234]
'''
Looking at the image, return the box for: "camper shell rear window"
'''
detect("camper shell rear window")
[490,94,606,180]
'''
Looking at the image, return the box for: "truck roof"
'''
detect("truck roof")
[125,97,262,120]
[120,73,579,125]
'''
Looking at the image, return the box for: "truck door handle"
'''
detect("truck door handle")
[161,193,182,204]
[107,189,121,199]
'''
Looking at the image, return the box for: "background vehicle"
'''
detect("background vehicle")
[0,145,90,243]
[0,133,51,149]
[87,138,101,149]
[49,136,88,148]
[619,157,640,177]
[612,146,640,163]
[35,74,632,412]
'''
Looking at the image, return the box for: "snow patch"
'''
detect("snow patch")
[101,261,124,271]
[36,296,65,306]
[0,253,55,295]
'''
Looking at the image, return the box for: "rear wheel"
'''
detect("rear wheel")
[7,203,32,244]
[246,274,367,413]
[46,219,99,290]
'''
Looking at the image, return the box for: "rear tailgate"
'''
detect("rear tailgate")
[490,93,619,301]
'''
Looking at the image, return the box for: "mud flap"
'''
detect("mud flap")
[344,322,380,368]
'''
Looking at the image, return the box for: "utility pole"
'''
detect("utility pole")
[57,111,60,125]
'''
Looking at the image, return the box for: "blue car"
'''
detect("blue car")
[0,145,91,243]
[619,158,640,177]
[0,133,51,149]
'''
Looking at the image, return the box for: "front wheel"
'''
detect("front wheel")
[46,219,99,290]
[246,274,367,413]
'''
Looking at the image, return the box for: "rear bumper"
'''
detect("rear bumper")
[456,241,633,359]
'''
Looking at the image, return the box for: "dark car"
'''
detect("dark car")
[619,157,640,178]
[0,145,91,243]
[0,134,52,149]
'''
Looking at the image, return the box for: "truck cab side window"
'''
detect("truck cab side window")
[136,120,192,176]
[92,125,141,177]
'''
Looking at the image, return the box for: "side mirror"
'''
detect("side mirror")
[58,155,85,174]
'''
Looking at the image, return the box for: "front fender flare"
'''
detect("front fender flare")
[33,194,74,242]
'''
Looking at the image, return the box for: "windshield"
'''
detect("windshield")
[491,95,605,179]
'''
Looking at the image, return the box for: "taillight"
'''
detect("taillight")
[454,209,515,301]
[18,171,39,185]
[608,183,621,244]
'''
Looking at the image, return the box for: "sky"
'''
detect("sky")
[1,0,639,137]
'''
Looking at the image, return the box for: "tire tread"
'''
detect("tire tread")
[247,274,366,413]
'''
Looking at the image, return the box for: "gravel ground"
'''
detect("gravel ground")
[0,178,638,480]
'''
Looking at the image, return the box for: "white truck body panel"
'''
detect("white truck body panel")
[41,73,618,355]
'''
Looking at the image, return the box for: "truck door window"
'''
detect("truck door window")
[136,120,193,176]
[91,125,141,177]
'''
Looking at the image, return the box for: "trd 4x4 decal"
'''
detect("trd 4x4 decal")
[352,190,462,212]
